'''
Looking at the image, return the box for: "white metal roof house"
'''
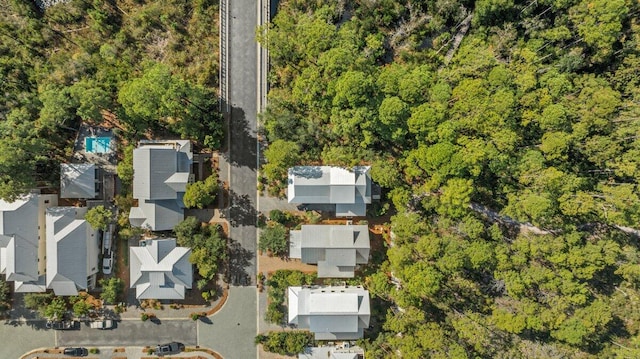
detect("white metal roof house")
[46,207,100,296]
[129,140,193,231]
[287,166,372,217]
[298,345,365,359]
[0,193,57,292]
[130,238,192,300]
[60,163,99,199]
[290,225,370,278]
[288,285,371,340]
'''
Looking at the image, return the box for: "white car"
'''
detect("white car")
[89,319,113,329]
[102,231,112,255]
[102,251,113,275]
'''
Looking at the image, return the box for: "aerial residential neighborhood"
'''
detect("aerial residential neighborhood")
[1,0,640,358]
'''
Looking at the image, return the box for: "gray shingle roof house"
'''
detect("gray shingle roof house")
[46,207,100,296]
[290,225,370,278]
[287,166,372,216]
[129,140,193,231]
[288,285,371,340]
[0,193,57,292]
[130,238,192,300]
[60,163,99,199]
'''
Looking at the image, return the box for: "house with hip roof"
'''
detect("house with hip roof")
[129,140,193,231]
[287,166,372,217]
[288,285,370,340]
[129,238,193,300]
[0,193,57,292]
[46,206,100,296]
[289,225,370,278]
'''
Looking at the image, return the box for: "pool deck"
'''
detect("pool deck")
[70,124,118,202]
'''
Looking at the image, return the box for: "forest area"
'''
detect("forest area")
[0,0,221,201]
[259,0,640,357]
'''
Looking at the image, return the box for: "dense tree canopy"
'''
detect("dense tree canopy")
[0,0,222,201]
[261,0,640,357]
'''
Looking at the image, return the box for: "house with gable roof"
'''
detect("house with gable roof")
[289,224,370,278]
[129,238,192,300]
[0,193,57,292]
[288,285,371,340]
[45,206,100,296]
[287,166,372,217]
[129,140,193,231]
[60,163,99,199]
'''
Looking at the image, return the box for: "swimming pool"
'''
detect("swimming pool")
[85,137,112,153]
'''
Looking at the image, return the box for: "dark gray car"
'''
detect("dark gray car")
[155,342,185,356]
[63,347,88,356]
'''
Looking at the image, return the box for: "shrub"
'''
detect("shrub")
[85,205,112,231]
[197,278,209,290]
[89,348,99,354]
[183,174,219,209]
[256,331,313,355]
[265,302,284,324]
[191,312,202,320]
[258,223,288,257]
[269,209,285,223]
[100,278,124,304]
[141,313,149,321]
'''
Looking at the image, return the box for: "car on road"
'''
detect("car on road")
[46,320,79,330]
[155,342,185,356]
[63,347,88,356]
[89,319,114,329]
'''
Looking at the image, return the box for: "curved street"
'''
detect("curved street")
[197,287,257,359]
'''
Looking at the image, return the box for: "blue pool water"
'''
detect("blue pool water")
[85,137,112,153]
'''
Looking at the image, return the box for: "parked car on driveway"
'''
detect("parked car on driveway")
[155,342,185,356]
[63,347,88,356]
[89,319,113,329]
[102,250,113,275]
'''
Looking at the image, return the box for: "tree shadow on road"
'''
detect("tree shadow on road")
[227,240,254,286]
[225,105,257,171]
[229,190,257,227]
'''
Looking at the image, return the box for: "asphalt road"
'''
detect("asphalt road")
[0,320,53,359]
[226,0,259,287]
[56,319,197,347]
[198,287,257,359]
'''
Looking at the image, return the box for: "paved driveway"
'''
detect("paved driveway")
[56,320,197,347]
[198,287,257,359]
[0,320,54,359]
